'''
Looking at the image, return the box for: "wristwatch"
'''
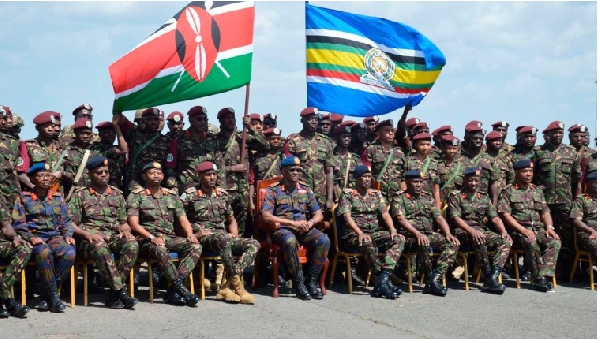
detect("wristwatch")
[546,226,555,231]
[309,219,316,225]
[148,234,155,240]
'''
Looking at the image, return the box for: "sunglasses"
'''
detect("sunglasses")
[288,168,302,173]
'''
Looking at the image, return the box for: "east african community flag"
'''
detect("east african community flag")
[109,1,255,112]
[305,3,446,117]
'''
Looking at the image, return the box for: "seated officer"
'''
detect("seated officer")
[126,162,200,307]
[261,156,330,301]
[570,171,597,262]
[181,161,260,305]
[447,167,512,294]
[12,163,76,313]
[498,160,561,292]
[337,165,406,300]
[0,197,31,318]
[390,170,460,297]
[69,156,139,309]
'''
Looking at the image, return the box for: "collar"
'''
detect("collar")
[30,190,53,201]
[280,182,301,192]
[90,186,112,195]
[513,183,534,190]
[197,187,221,197]
[353,189,373,196]
[145,188,167,196]
[462,192,481,200]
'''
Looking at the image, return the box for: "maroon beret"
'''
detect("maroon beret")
[351,123,366,131]
[249,113,262,121]
[542,121,564,134]
[376,119,394,129]
[363,116,379,124]
[491,121,509,128]
[187,106,207,117]
[0,105,12,116]
[72,118,93,131]
[330,113,344,123]
[516,126,525,132]
[441,135,461,146]
[333,125,352,136]
[519,126,538,135]
[95,121,114,130]
[568,124,588,133]
[217,107,235,119]
[465,123,484,133]
[485,130,503,141]
[300,107,319,117]
[320,114,331,121]
[72,103,93,116]
[412,133,432,141]
[339,120,356,128]
[413,122,429,130]
[33,111,60,125]
[433,125,453,137]
[142,108,161,117]
[167,111,184,123]
[197,161,218,173]
[465,120,483,130]
[263,128,282,136]
[405,117,420,127]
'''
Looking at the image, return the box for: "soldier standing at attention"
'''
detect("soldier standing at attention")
[330,125,361,202]
[570,171,597,262]
[447,167,512,294]
[390,170,460,297]
[363,116,379,143]
[337,165,406,299]
[329,113,344,137]
[13,163,76,313]
[462,123,499,208]
[93,120,128,190]
[181,161,260,304]
[260,156,330,301]
[283,107,334,211]
[510,126,538,164]
[248,113,264,133]
[490,121,513,157]
[59,104,94,147]
[126,162,200,307]
[0,106,21,206]
[533,120,581,281]
[498,160,561,292]
[317,113,331,136]
[404,133,441,208]
[69,156,139,309]
[430,125,453,162]
[348,123,369,155]
[166,111,185,140]
[437,135,468,203]
[248,128,284,215]
[484,131,515,191]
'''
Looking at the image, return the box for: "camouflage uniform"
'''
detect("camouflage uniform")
[260,181,330,276]
[59,125,100,147]
[181,186,260,276]
[484,152,514,191]
[330,150,361,202]
[362,142,406,201]
[390,191,458,274]
[0,197,31,300]
[337,189,405,273]
[0,132,21,205]
[500,142,514,158]
[17,137,65,192]
[447,191,511,269]
[463,151,498,195]
[509,146,538,165]
[251,151,283,182]
[12,189,76,286]
[498,185,561,279]
[90,142,125,189]
[68,186,139,291]
[405,155,439,195]
[429,145,444,162]
[126,187,200,282]
[61,143,101,189]
[437,156,468,202]
[284,131,333,207]
[569,193,597,260]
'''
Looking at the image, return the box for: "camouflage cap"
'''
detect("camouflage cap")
[208,123,219,135]
[12,113,24,127]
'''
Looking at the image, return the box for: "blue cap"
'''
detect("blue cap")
[463,167,480,176]
[352,165,371,178]
[281,156,301,168]
[513,159,533,170]
[586,171,597,180]
[86,156,108,170]
[404,169,423,179]
[142,161,162,173]
[28,163,50,176]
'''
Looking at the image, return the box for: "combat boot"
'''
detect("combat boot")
[305,269,323,300]
[35,295,49,312]
[217,277,241,303]
[350,266,366,287]
[423,270,447,297]
[164,285,187,306]
[104,290,124,309]
[0,302,9,318]
[292,273,311,301]
[482,266,506,294]
[46,281,65,313]
[532,277,549,292]
[118,286,139,309]
[231,275,255,305]
[4,298,30,318]
[173,276,199,307]
[371,270,399,300]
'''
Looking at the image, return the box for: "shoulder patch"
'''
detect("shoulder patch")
[131,187,144,194]
[180,193,187,200]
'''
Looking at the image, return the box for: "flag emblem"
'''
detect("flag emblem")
[361,48,396,91]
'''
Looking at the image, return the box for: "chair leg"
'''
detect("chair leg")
[462,255,469,290]
[328,254,339,288]
[345,256,353,294]
[442,272,446,288]
[200,261,206,300]
[512,252,521,289]
[189,271,195,295]
[83,264,89,306]
[272,258,279,298]
[475,268,481,284]
[365,270,371,288]
[251,257,259,290]
[320,258,329,296]
[21,269,26,306]
[589,259,595,291]
[552,276,557,289]
[70,265,76,308]
[148,263,154,303]
[570,253,580,284]
[419,273,424,287]
[406,255,413,293]
[129,268,134,298]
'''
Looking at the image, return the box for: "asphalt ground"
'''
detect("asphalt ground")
[0,273,596,339]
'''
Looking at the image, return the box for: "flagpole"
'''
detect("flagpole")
[240,82,251,162]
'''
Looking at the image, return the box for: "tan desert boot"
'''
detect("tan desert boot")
[217,277,240,303]
[231,275,255,305]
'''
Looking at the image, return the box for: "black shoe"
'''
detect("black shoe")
[104,290,125,309]
[292,273,311,301]
[35,295,49,312]
[482,266,506,295]
[45,281,65,313]
[386,273,403,295]
[423,270,447,297]
[545,277,555,293]
[118,286,139,309]
[0,303,8,318]
[305,269,323,300]
[371,270,398,300]
[532,278,549,292]
[4,298,30,318]
[350,267,366,287]
[164,286,187,306]
[173,276,199,307]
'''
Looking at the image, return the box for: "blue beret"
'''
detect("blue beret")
[28,163,50,176]
[463,167,480,176]
[281,156,301,168]
[404,169,423,179]
[586,171,597,180]
[352,165,371,178]
[142,161,162,173]
[86,156,108,170]
[513,159,533,170]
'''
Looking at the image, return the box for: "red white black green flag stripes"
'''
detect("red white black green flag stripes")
[109,1,255,112]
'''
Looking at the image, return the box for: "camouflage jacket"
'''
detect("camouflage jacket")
[390,191,441,233]
[126,187,184,237]
[447,190,498,230]
[330,150,361,194]
[580,151,597,184]
[405,155,439,194]
[90,142,125,189]
[462,150,498,194]
[497,184,550,231]
[180,186,232,233]
[62,142,102,188]
[251,150,283,184]
[68,185,127,234]
[500,142,514,158]
[0,132,21,203]
[429,145,444,162]
[59,124,100,147]
[362,142,406,199]
[437,156,469,201]
[509,145,539,165]
[484,152,514,191]
[569,194,597,229]
[260,181,320,222]
[337,188,387,237]
[12,189,75,241]
[533,143,581,205]
[17,136,64,173]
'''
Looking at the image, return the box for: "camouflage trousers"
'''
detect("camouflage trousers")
[0,174,20,207]
[512,230,561,279]
[344,231,406,273]
[404,232,459,274]
[229,189,249,238]
[273,228,330,276]
[31,236,76,287]
[139,236,200,283]
[199,231,260,277]
[455,228,512,269]
[577,231,597,262]
[77,232,139,291]
[548,204,573,276]
[0,241,31,299]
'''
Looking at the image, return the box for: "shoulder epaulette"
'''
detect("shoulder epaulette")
[216,187,228,195]
[449,190,461,196]
[109,185,123,194]
[268,181,280,187]
[131,187,144,194]
[72,186,87,193]
[185,187,197,195]
[342,188,354,194]
[165,188,178,195]
[298,181,310,187]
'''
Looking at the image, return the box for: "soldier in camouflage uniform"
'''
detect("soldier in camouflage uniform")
[580,150,597,192]
[569,124,594,195]
[283,107,334,211]
[438,135,469,203]
[570,171,597,261]
[0,196,31,318]
[126,162,200,307]
[60,104,100,147]
[249,127,284,215]
[390,170,460,297]
[447,167,512,294]
[362,119,406,202]
[93,121,127,189]
[317,113,331,136]
[166,111,185,140]
[216,107,270,238]
[10,113,23,140]
[0,107,21,207]
[69,156,139,309]
[462,124,499,207]
[491,121,513,157]
[484,131,515,191]
[329,113,344,138]
[430,125,453,162]
[337,165,406,299]
[13,163,76,313]
[510,126,538,164]
[363,116,379,144]
[249,113,263,133]
[181,161,260,304]
[330,125,361,202]
[260,156,330,301]
[532,121,581,281]
[348,123,369,155]
[405,133,441,208]
[498,159,562,292]
[263,113,277,131]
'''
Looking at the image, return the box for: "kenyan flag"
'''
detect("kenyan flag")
[109,1,255,112]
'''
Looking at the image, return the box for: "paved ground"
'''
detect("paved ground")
[1,276,596,339]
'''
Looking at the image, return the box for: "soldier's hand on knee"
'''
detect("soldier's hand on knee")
[590,231,597,240]
[86,233,104,243]
[151,236,165,246]
[66,237,76,246]
[545,229,560,240]
[416,232,429,246]
[119,231,135,240]
[358,233,371,246]
[524,230,536,240]
[470,230,486,245]
[13,236,27,247]
[445,233,460,245]
[187,235,198,244]
[30,237,43,246]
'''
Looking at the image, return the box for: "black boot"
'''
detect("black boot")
[104,290,124,309]
[350,266,366,287]
[371,270,398,299]
[423,270,447,296]
[118,286,139,309]
[4,298,30,318]
[532,277,549,292]
[386,269,403,295]
[482,266,506,294]
[292,273,311,300]
[164,285,187,306]
[0,302,8,318]
[46,281,65,313]
[173,276,199,307]
[35,295,49,312]
[305,269,323,300]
